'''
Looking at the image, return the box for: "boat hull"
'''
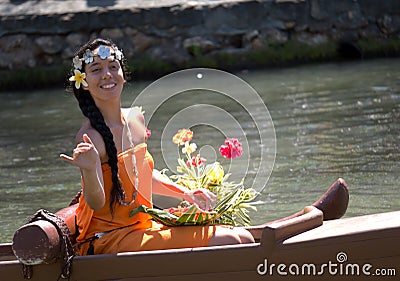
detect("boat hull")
[1,179,398,280]
[1,209,399,281]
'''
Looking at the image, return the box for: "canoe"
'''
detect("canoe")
[1,178,399,281]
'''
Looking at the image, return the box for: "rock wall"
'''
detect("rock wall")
[0,0,399,89]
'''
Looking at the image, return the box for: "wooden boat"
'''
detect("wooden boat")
[0,178,399,280]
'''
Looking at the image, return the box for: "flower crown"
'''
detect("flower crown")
[69,45,124,89]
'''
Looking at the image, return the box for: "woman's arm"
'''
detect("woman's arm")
[152,169,216,211]
[133,108,216,210]
[60,133,105,210]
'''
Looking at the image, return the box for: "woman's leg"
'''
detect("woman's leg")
[235,227,255,244]
[208,226,255,246]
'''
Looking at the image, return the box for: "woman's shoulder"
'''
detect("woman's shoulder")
[122,106,145,124]
[122,107,147,144]
[75,120,106,151]
[75,120,97,141]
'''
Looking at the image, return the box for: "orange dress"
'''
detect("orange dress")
[75,143,217,255]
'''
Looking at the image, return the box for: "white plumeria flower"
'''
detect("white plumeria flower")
[83,49,94,64]
[114,48,123,60]
[182,141,197,154]
[72,56,82,70]
[69,70,88,89]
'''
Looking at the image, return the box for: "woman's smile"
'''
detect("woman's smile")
[100,82,117,89]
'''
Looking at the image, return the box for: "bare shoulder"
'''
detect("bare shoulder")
[122,107,147,144]
[76,120,107,159]
[122,107,145,125]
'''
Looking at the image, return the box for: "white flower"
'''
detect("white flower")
[98,45,111,59]
[83,49,94,64]
[72,56,82,70]
[114,48,123,60]
[182,141,197,154]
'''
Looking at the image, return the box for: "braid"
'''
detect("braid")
[67,38,131,214]
[78,92,126,214]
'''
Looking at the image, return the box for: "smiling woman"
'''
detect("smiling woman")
[1,56,399,253]
[60,38,254,256]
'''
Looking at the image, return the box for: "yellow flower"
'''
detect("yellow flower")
[172,129,193,146]
[205,162,224,185]
[69,70,88,89]
[182,141,197,154]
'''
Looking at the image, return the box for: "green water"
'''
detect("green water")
[1,58,399,242]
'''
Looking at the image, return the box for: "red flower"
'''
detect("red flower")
[186,155,206,167]
[145,128,152,138]
[219,138,242,159]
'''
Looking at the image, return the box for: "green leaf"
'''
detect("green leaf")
[176,204,218,225]
[130,205,181,226]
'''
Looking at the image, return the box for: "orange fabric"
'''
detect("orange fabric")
[75,143,216,255]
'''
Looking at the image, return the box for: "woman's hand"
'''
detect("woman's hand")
[60,134,100,170]
[183,188,217,211]
[60,133,105,210]
[152,170,216,211]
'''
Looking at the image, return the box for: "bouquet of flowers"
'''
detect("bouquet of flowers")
[130,128,257,226]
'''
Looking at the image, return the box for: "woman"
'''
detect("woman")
[61,38,254,255]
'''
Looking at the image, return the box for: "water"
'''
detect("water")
[1,58,399,242]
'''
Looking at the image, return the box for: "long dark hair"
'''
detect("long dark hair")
[67,38,131,214]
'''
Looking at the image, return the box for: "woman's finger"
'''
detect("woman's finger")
[59,153,74,164]
[83,133,93,144]
[195,189,216,210]
[196,200,206,211]
[77,142,92,148]
[74,146,91,153]
[208,192,217,209]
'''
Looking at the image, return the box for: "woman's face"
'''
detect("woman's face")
[83,46,125,101]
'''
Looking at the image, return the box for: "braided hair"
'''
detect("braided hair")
[67,38,131,214]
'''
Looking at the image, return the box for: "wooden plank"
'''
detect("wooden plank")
[284,210,400,244]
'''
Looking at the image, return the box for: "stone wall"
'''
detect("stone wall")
[0,0,399,89]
